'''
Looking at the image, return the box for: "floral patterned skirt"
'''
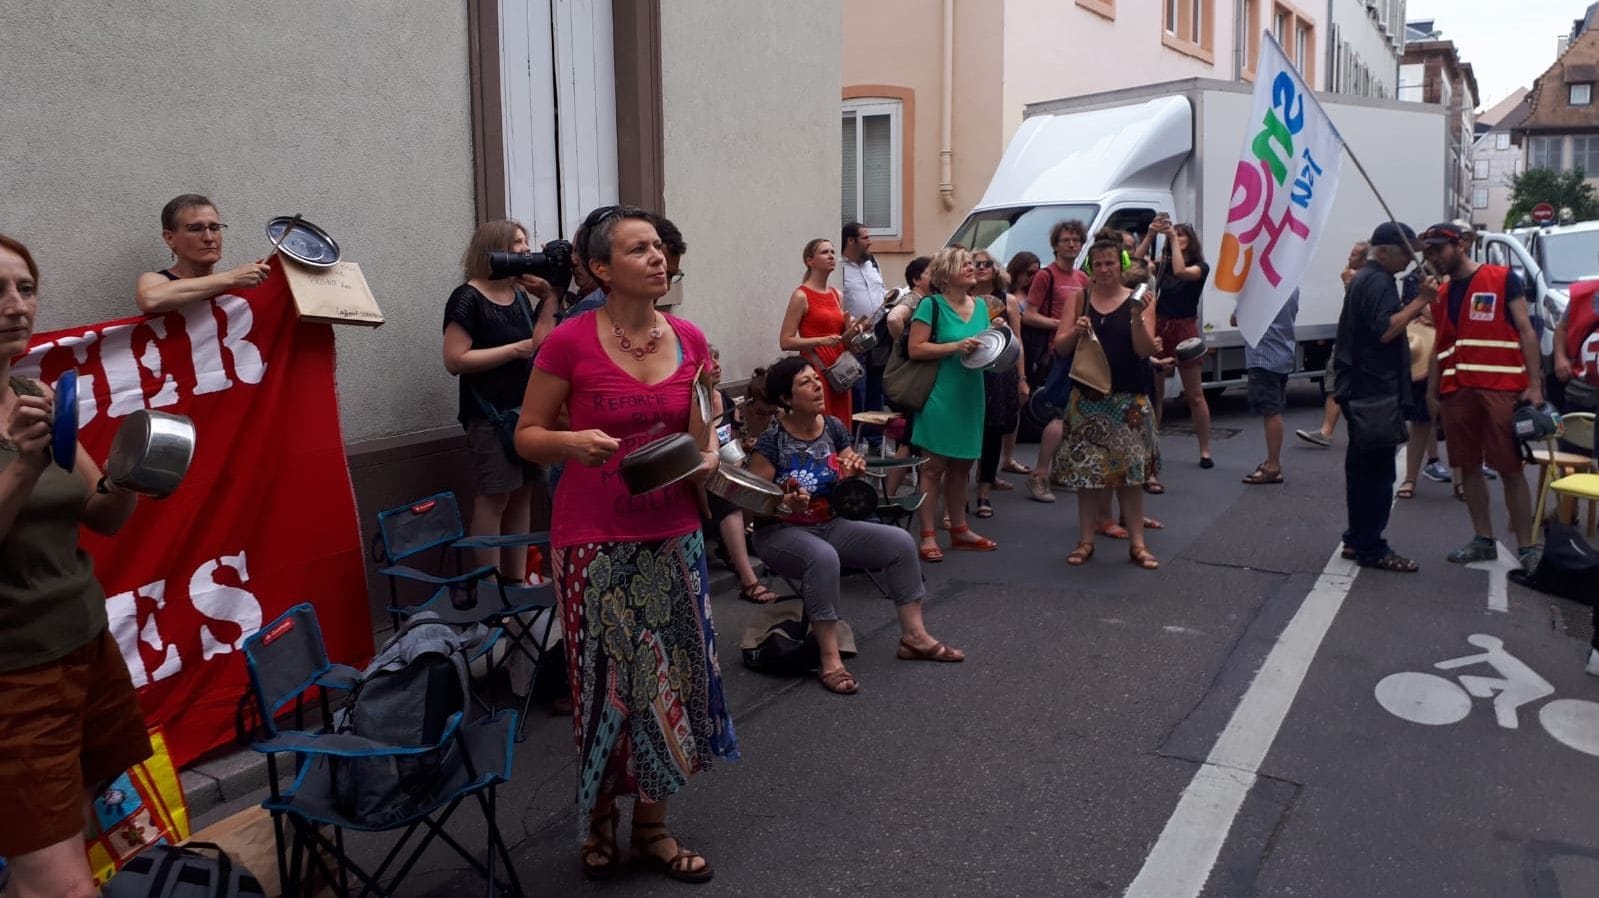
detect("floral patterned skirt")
[553,531,739,833]
[1052,388,1161,489]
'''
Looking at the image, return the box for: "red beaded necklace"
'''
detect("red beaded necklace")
[605,308,663,360]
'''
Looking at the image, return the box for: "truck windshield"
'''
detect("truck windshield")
[1537,229,1599,288]
[948,204,1100,264]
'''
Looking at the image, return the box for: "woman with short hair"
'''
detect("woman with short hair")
[135,194,272,314]
[908,246,996,560]
[748,356,964,695]
[1056,238,1163,570]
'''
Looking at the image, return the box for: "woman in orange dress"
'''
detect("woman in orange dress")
[779,238,868,422]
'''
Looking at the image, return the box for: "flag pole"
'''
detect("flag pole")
[1342,141,1430,270]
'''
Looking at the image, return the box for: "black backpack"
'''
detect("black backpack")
[1510,523,1599,604]
[101,843,265,898]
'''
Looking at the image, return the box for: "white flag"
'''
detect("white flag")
[1216,33,1344,347]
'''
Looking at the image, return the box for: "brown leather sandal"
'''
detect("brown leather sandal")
[1067,541,1095,566]
[580,806,620,880]
[630,821,714,883]
[896,637,965,662]
[1129,544,1160,570]
[818,667,859,694]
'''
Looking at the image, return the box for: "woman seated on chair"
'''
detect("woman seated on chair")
[746,355,964,696]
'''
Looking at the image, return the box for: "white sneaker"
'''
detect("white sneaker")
[1587,649,1599,677]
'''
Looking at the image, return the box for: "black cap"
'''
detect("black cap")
[1419,222,1465,246]
[1369,221,1417,248]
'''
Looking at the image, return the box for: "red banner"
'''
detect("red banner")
[15,260,373,766]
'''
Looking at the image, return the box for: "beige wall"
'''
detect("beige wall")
[661,2,843,382]
[842,1,1005,278]
[1,1,477,443]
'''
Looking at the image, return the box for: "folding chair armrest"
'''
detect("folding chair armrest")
[314,664,363,692]
[452,531,551,551]
[252,714,465,758]
[378,563,496,586]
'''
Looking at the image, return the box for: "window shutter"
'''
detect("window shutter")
[841,113,858,222]
[861,113,893,229]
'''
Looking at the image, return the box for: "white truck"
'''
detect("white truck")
[949,78,1448,394]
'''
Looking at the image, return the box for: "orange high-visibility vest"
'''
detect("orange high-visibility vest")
[1565,279,1599,385]
[1432,264,1528,395]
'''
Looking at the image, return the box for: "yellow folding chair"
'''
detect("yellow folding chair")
[1533,412,1599,543]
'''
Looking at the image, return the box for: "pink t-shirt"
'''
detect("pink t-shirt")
[535,311,710,549]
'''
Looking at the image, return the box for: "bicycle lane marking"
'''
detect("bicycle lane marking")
[1122,446,1407,898]
[1122,543,1360,898]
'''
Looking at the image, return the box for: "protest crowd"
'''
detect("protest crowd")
[6,41,1599,890]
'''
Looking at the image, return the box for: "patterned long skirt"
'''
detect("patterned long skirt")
[1053,388,1161,489]
[553,531,739,834]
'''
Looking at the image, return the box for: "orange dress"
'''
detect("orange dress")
[796,285,854,422]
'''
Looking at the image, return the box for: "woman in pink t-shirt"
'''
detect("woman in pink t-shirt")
[517,207,736,884]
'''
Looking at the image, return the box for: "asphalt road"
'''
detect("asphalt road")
[194,383,1599,897]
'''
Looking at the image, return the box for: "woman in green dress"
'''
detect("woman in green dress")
[908,246,998,561]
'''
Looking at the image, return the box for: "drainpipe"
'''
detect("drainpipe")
[1233,0,1245,81]
[939,0,955,210]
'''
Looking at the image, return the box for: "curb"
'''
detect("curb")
[179,562,756,821]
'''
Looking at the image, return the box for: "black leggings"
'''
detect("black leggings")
[978,425,1010,485]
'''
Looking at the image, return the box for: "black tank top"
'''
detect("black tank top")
[157,269,180,281]
[1089,297,1153,396]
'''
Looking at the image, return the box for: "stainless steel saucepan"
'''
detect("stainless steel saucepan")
[105,410,197,498]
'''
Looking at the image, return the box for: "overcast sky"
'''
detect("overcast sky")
[1404,0,1589,110]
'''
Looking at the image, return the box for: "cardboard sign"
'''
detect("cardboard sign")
[282,258,385,327]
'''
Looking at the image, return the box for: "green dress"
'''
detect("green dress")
[910,294,987,460]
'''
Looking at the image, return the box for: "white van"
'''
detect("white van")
[950,78,1447,394]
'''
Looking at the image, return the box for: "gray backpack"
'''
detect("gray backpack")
[331,613,487,826]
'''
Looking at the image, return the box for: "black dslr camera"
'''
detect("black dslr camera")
[487,239,574,296]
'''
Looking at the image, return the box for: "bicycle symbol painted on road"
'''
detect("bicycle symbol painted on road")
[1374,634,1599,757]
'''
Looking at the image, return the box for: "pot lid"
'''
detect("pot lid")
[266,216,341,268]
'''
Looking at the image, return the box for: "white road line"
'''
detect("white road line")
[1123,544,1361,898]
[1466,541,1517,613]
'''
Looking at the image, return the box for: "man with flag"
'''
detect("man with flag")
[1419,222,1544,570]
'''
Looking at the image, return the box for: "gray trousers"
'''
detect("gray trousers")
[751,518,926,622]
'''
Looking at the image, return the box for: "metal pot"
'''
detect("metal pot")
[704,462,785,516]
[961,327,1022,372]
[620,432,703,496]
[848,330,878,354]
[827,477,880,521]
[1174,337,1207,362]
[105,410,197,498]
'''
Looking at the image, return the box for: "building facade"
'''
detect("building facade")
[842,0,1326,275]
[1399,21,1479,222]
[1470,89,1529,230]
[1512,7,1599,208]
[1327,0,1406,99]
[3,0,841,607]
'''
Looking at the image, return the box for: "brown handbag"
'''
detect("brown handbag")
[1069,325,1113,396]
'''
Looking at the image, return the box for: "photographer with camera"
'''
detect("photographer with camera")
[442,219,562,584]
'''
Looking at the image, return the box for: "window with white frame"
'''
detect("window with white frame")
[841,99,903,239]
[1165,0,1179,33]
[1473,159,1489,179]
[1530,135,1560,171]
[1472,188,1489,209]
[1495,132,1510,150]
[1572,83,1593,106]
